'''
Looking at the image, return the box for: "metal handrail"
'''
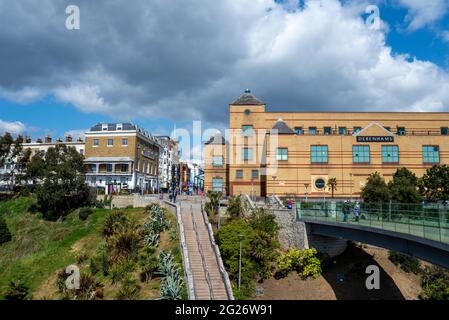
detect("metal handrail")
[296,201,449,244]
[190,204,215,300]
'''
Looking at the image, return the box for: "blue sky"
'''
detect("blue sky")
[0,0,449,157]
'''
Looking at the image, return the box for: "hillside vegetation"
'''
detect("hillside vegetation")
[0,197,184,300]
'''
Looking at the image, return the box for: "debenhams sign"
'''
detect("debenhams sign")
[356,136,394,143]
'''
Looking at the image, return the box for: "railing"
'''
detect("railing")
[200,202,235,300]
[190,204,215,300]
[296,201,449,244]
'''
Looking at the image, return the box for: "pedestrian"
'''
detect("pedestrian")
[354,201,360,222]
[173,187,178,203]
[343,200,350,222]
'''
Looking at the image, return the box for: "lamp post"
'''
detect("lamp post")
[238,234,244,292]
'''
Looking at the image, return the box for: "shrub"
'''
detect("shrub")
[420,265,449,300]
[75,273,103,300]
[102,211,130,238]
[4,279,30,300]
[79,207,93,221]
[116,276,140,300]
[388,251,422,274]
[158,251,184,300]
[0,215,12,244]
[106,224,141,262]
[139,250,159,282]
[143,204,169,234]
[110,259,136,284]
[277,248,322,279]
[227,195,243,220]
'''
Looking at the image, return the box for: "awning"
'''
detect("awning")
[84,157,134,163]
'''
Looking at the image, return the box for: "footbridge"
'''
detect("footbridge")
[297,202,449,269]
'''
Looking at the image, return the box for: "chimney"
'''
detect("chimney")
[25,135,31,143]
[66,135,73,142]
[45,135,52,143]
[36,138,43,143]
[77,137,83,142]
[56,138,63,143]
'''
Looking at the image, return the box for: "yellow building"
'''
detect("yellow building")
[205,90,449,199]
[84,123,160,193]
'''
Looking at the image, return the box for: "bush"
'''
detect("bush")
[116,276,140,300]
[102,211,130,238]
[388,251,422,274]
[139,249,159,282]
[420,265,449,300]
[0,215,12,244]
[4,279,30,300]
[106,224,141,262]
[158,251,184,300]
[79,207,93,221]
[110,259,136,284]
[277,248,322,279]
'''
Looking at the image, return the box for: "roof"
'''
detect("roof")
[271,118,295,134]
[230,89,265,105]
[205,134,226,145]
[84,157,134,163]
[90,123,136,132]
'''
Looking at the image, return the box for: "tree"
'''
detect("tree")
[360,172,390,203]
[0,133,27,188]
[419,165,449,202]
[327,178,337,199]
[204,190,221,217]
[227,195,243,220]
[388,168,422,203]
[33,144,90,220]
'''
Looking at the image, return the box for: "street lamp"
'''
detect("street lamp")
[238,234,245,291]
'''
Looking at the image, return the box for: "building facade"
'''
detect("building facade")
[156,136,180,192]
[205,90,449,199]
[84,123,161,194]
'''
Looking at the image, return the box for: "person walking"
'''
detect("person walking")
[343,200,350,222]
[173,187,178,203]
[354,201,361,222]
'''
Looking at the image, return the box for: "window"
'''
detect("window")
[236,170,243,179]
[106,164,113,172]
[441,127,449,136]
[212,178,223,192]
[212,156,224,167]
[276,148,288,161]
[311,145,328,163]
[295,127,303,135]
[397,127,406,136]
[244,109,251,115]
[308,127,317,135]
[324,127,332,135]
[315,178,326,190]
[338,127,347,135]
[382,145,399,163]
[120,164,128,172]
[107,139,114,147]
[122,138,128,146]
[93,139,99,147]
[89,164,96,172]
[80,149,84,155]
[243,148,253,161]
[423,146,440,164]
[353,145,370,163]
[353,127,362,134]
[242,125,254,137]
[251,170,259,179]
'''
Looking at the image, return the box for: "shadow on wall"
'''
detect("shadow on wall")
[322,245,405,300]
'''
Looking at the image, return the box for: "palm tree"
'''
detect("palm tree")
[204,190,221,217]
[327,178,338,199]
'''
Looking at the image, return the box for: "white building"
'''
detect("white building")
[156,136,180,192]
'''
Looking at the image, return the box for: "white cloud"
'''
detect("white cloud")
[397,0,449,31]
[0,120,26,134]
[1,0,449,126]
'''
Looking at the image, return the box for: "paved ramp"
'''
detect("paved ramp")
[180,200,232,300]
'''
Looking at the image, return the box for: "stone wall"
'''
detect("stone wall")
[272,208,347,258]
